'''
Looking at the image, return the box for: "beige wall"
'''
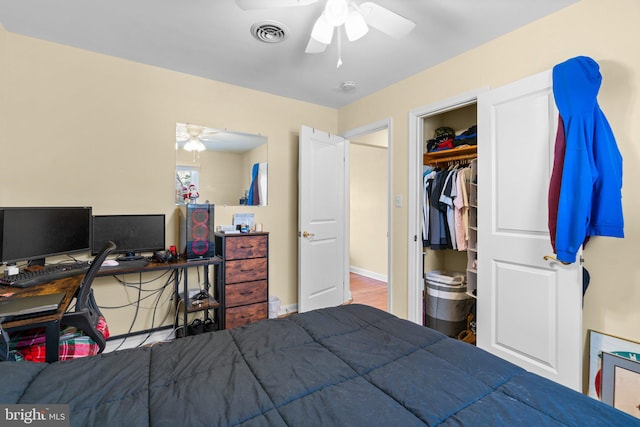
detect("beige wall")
[338,0,640,347]
[0,25,6,201]
[0,27,337,335]
[349,130,388,278]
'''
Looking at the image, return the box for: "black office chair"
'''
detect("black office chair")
[61,240,116,353]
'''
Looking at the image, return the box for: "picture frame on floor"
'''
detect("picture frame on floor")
[588,330,640,400]
[601,352,640,419]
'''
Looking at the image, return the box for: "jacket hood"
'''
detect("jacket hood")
[552,56,602,116]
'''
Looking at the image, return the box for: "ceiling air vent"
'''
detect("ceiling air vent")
[251,21,289,44]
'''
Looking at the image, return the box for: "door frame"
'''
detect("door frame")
[407,88,488,324]
[342,118,392,311]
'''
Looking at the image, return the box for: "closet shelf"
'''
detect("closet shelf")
[423,146,477,166]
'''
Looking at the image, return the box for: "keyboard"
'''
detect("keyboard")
[0,261,91,288]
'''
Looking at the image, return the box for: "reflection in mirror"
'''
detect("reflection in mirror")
[175,123,268,206]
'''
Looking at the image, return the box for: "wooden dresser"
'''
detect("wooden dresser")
[215,232,268,329]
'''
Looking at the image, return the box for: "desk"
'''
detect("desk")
[97,257,224,337]
[1,275,83,363]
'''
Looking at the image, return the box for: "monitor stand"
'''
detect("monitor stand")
[116,253,145,262]
[27,258,46,267]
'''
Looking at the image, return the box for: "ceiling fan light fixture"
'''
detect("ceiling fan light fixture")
[184,136,206,152]
[310,14,334,44]
[324,0,349,27]
[345,10,368,41]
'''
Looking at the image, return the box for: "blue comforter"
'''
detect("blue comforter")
[1,304,636,426]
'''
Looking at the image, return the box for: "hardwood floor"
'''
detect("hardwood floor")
[349,272,388,311]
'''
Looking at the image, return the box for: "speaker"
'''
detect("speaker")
[178,203,215,260]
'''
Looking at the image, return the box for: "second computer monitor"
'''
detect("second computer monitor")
[92,214,165,261]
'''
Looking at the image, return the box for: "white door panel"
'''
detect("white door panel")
[494,92,553,233]
[478,70,583,391]
[298,125,347,313]
[494,262,557,367]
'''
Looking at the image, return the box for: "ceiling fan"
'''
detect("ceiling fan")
[176,123,219,152]
[236,0,415,66]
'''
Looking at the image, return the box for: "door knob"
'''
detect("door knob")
[543,255,571,265]
[302,231,315,238]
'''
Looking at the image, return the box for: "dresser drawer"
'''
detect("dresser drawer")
[225,258,267,283]
[225,280,267,308]
[225,302,268,329]
[225,235,268,260]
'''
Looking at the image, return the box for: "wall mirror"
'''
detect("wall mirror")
[175,123,268,206]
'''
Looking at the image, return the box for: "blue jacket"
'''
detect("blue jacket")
[552,56,624,263]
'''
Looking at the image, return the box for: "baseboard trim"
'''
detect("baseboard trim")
[104,327,174,353]
[350,266,387,283]
[280,303,298,317]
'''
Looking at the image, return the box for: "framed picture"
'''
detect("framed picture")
[601,352,640,418]
[588,330,640,399]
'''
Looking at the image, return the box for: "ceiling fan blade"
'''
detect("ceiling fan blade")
[305,36,328,53]
[359,2,416,39]
[345,10,368,42]
[235,0,318,10]
[310,13,334,45]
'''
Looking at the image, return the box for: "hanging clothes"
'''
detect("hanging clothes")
[439,168,458,250]
[431,170,452,249]
[548,114,565,253]
[551,56,624,263]
[422,169,436,244]
[423,164,474,251]
[454,167,472,251]
[423,169,449,249]
[247,163,259,205]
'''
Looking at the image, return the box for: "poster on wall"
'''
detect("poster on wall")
[588,330,640,400]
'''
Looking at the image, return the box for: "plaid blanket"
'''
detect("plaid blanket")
[9,317,109,362]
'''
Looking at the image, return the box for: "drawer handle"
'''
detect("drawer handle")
[240,291,253,296]
[240,245,254,249]
[240,268,254,272]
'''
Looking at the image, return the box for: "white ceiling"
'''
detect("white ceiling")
[0,0,577,108]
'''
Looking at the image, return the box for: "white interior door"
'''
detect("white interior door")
[477,70,583,391]
[298,125,348,313]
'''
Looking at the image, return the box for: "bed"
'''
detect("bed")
[1,304,636,426]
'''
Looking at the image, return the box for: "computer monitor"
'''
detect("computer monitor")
[92,214,165,261]
[0,206,93,266]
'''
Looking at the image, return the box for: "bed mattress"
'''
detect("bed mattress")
[1,304,636,426]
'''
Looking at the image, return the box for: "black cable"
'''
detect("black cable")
[102,269,177,349]
[112,269,173,288]
[98,270,174,309]
[111,273,143,352]
[137,270,177,346]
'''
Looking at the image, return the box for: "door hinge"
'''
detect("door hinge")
[414,235,417,242]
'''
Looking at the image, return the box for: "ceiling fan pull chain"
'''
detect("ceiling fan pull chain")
[336,30,343,68]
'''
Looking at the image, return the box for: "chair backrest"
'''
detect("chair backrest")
[75,241,116,312]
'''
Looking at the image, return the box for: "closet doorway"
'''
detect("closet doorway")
[407,89,487,324]
[343,119,391,312]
